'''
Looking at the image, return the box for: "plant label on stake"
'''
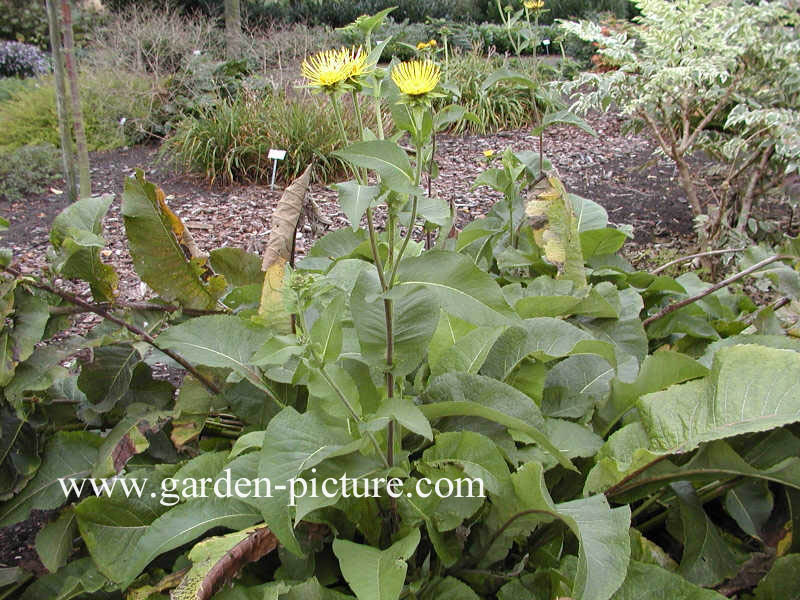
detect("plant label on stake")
[542,39,550,54]
[268,149,287,191]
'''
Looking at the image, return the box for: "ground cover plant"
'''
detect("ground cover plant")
[2,3,800,600]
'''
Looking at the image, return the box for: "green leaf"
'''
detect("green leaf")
[333,528,420,600]
[420,576,480,600]
[724,480,773,540]
[610,561,725,600]
[365,396,433,441]
[1,288,49,385]
[638,345,800,454]
[334,141,419,195]
[122,170,221,310]
[121,496,261,586]
[20,557,108,600]
[310,293,346,363]
[35,508,76,574]
[77,343,140,413]
[753,554,800,600]
[570,194,609,231]
[393,250,515,327]
[504,462,631,600]
[351,269,439,376]
[672,481,746,586]
[429,326,505,376]
[599,350,709,433]
[542,354,614,419]
[75,465,179,582]
[482,318,616,381]
[209,247,265,287]
[49,195,117,301]
[539,109,599,136]
[0,432,101,526]
[335,181,381,230]
[481,67,537,91]
[421,373,574,471]
[156,315,267,386]
[257,407,358,556]
[581,228,628,259]
[421,431,510,495]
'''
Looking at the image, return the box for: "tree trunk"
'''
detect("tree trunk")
[45,0,77,203]
[224,0,242,60]
[736,147,774,233]
[59,0,91,200]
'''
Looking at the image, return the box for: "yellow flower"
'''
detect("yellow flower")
[524,0,535,7]
[301,47,352,90]
[347,46,370,79]
[483,149,495,158]
[391,60,441,97]
[428,39,437,47]
[417,41,428,50]
[301,46,369,90]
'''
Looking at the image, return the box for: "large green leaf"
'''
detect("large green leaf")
[122,170,222,310]
[75,465,179,582]
[49,195,117,301]
[421,373,574,470]
[257,407,358,556]
[482,318,616,381]
[421,431,511,495]
[209,247,265,287]
[672,481,746,586]
[77,343,140,414]
[351,269,439,376]
[334,140,419,195]
[121,496,261,586]
[393,251,515,327]
[610,561,725,600]
[638,345,800,454]
[333,529,420,600]
[156,315,268,386]
[0,288,49,386]
[0,432,101,526]
[429,326,505,377]
[499,462,631,600]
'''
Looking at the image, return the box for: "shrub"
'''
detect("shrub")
[0,70,162,152]
[165,88,359,184]
[563,0,800,243]
[0,41,48,78]
[0,144,61,202]
[0,75,34,102]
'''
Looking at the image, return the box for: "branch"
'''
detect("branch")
[642,254,792,327]
[650,247,746,275]
[680,74,741,154]
[3,265,221,395]
[49,300,226,316]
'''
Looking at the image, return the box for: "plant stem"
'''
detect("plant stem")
[643,254,792,327]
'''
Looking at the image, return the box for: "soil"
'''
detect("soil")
[1,111,700,289]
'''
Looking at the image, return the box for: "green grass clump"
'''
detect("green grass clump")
[0,144,61,202]
[441,52,558,134]
[165,88,362,185]
[0,70,160,153]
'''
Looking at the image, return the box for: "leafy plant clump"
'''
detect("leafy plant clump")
[0,144,62,202]
[3,9,800,600]
[165,87,363,184]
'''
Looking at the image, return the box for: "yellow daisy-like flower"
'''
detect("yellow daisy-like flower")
[483,149,495,158]
[301,47,353,90]
[391,60,441,97]
[347,46,370,79]
[417,41,428,50]
[428,39,437,47]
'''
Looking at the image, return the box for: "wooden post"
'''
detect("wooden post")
[59,0,91,200]
[224,0,242,59]
[45,0,77,203]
